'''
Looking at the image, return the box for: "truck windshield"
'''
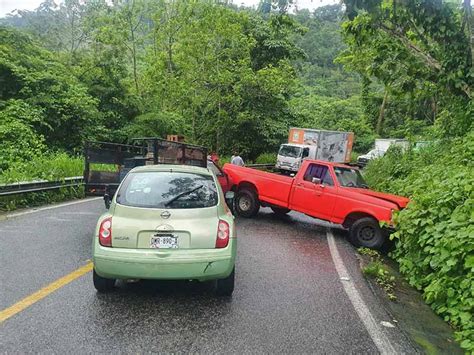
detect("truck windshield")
[278,145,302,158]
[334,167,368,188]
[116,171,218,209]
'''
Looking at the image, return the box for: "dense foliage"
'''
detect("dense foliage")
[365,135,474,350]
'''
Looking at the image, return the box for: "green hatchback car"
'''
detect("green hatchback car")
[92,164,236,295]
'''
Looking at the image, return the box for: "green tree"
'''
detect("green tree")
[0,26,101,150]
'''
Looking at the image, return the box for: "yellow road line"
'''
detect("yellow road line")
[0,262,93,324]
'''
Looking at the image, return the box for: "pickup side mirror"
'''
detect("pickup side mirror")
[104,185,111,209]
[312,177,322,185]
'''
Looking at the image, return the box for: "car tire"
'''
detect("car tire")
[235,188,260,218]
[93,269,115,293]
[215,268,235,296]
[348,217,385,250]
[271,206,290,215]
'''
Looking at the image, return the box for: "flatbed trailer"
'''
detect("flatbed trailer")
[84,138,208,196]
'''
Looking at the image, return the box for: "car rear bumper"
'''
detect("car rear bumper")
[93,239,236,281]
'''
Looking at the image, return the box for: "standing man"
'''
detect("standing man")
[231,151,245,166]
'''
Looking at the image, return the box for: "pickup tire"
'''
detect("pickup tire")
[271,206,290,216]
[235,188,260,218]
[349,217,385,249]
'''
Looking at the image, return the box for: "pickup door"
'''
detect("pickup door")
[289,162,338,221]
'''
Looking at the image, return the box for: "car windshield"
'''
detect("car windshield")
[278,145,302,158]
[116,171,218,209]
[334,167,368,188]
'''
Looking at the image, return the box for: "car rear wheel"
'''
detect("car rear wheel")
[93,269,115,293]
[215,268,235,296]
[271,206,290,216]
[235,188,260,218]
[348,217,385,249]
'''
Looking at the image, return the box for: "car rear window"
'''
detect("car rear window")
[116,171,218,209]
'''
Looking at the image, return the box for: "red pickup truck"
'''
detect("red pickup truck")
[223,160,409,249]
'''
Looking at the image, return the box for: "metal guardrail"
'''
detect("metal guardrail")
[0,177,84,197]
[247,163,275,169]
[0,163,274,198]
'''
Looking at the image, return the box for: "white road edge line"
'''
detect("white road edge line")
[326,228,397,355]
[5,197,102,219]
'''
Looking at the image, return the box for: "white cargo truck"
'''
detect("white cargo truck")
[357,138,409,167]
[275,128,354,173]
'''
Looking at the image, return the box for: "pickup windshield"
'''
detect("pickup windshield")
[334,167,368,188]
[278,145,302,158]
[117,171,218,209]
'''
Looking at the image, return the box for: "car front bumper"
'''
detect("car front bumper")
[93,239,236,281]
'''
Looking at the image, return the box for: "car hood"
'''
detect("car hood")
[351,188,410,209]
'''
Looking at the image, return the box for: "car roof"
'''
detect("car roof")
[130,164,213,175]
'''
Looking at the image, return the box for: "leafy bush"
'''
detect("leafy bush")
[364,133,474,351]
[254,153,276,164]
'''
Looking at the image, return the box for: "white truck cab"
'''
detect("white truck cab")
[357,139,409,167]
[275,143,317,172]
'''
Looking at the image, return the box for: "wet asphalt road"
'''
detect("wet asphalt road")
[0,198,416,353]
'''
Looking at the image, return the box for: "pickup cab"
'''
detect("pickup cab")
[223,160,409,249]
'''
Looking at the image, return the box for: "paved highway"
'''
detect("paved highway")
[1,198,417,353]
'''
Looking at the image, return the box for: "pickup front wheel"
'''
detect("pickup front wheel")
[349,217,385,249]
[235,188,260,218]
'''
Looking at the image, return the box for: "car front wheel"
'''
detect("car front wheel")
[93,269,115,293]
[215,268,235,296]
[348,217,385,250]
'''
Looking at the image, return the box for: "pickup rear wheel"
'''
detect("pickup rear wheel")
[271,206,290,216]
[235,188,260,218]
[349,217,385,249]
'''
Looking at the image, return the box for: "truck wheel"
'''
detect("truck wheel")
[235,188,260,218]
[271,206,290,216]
[349,217,385,249]
[93,269,115,293]
[215,267,235,296]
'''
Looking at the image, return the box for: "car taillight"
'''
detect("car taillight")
[215,220,230,248]
[99,217,112,247]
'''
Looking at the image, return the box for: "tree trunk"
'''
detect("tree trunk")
[376,90,388,136]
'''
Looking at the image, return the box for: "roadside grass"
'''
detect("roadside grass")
[0,152,83,184]
[0,185,84,212]
[0,152,87,212]
[359,247,397,301]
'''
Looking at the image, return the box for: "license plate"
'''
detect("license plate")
[150,234,178,249]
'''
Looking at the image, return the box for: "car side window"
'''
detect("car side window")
[302,148,309,158]
[303,164,334,186]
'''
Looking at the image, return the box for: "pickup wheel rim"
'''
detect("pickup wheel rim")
[359,226,376,241]
[238,195,251,211]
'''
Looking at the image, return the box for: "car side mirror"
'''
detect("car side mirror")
[104,185,111,209]
[225,191,235,206]
[312,177,322,185]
